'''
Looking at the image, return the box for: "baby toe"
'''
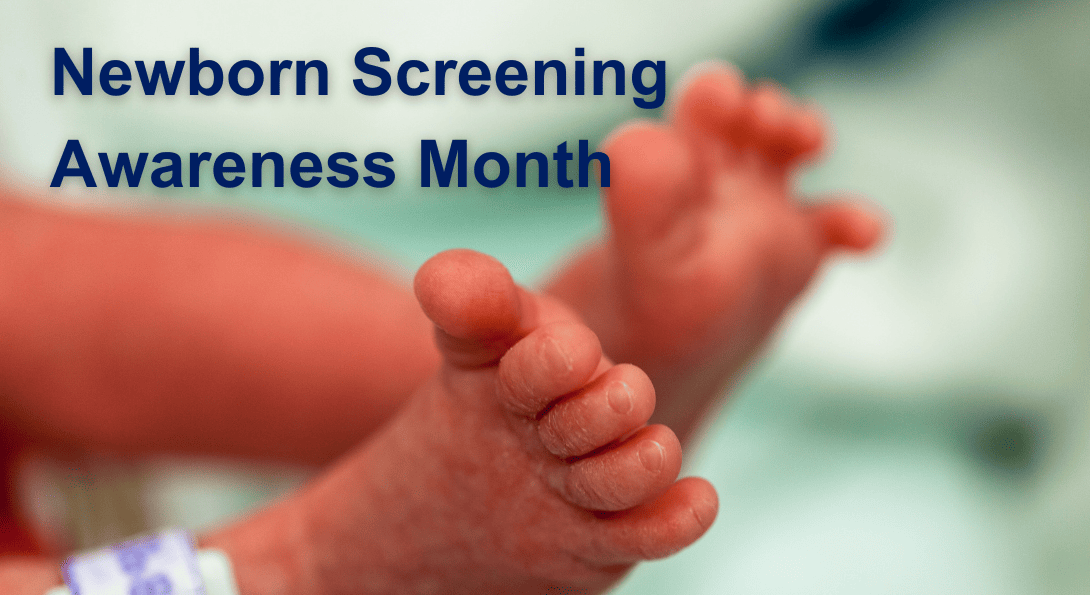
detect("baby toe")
[743,81,795,155]
[809,197,886,252]
[669,61,746,139]
[537,363,655,459]
[496,321,603,418]
[549,424,682,512]
[779,103,828,165]
[590,477,719,564]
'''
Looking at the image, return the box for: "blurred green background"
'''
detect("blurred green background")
[3,0,1090,593]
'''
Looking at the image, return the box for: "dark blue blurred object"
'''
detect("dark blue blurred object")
[750,0,1020,81]
[811,0,950,59]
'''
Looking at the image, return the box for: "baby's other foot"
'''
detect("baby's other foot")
[550,63,883,440]
[250,249,717,595]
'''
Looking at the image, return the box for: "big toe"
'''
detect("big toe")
[414,248,529,368]
[601,122,697,249]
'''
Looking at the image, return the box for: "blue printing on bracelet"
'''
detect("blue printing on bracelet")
[61,528,206,595]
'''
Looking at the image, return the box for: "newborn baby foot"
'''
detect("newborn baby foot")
[211,249,717,595]
[550,63,883,440]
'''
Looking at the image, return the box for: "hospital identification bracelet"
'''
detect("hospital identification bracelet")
[45,528,239,595]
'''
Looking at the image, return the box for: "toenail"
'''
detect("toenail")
[637,440,665,473]
[543,335,573,373]
[607,382,634,414]
[691,504,713,531]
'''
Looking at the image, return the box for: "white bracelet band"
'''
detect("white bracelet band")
[46,529,239,595]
